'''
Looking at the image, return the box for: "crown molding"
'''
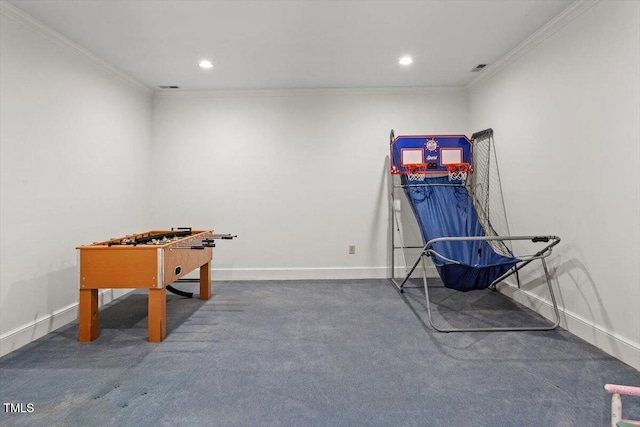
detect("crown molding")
[2,0,599,98]
[152,86,467,99]
[0,1,152,95]
[466,0,600,91]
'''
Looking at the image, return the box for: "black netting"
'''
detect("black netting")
[466,132,513,257]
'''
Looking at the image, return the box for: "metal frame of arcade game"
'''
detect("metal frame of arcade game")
[76,227,236,342]
[389,129,561,332]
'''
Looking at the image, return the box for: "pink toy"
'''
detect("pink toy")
[605,384,640,427]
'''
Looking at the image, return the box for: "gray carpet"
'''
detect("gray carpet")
[1,279,638,426]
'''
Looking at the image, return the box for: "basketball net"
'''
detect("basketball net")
[405,164,428,182]
[446,163,470,182]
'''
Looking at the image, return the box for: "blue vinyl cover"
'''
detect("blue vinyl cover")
[403,176,519,291]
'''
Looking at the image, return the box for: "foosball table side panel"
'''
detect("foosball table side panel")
[79,248,158,289]
[162,246,213,285]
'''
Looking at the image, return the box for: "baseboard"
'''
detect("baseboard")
[209,266,440,281]
[210,267,388,281]
[0,289,132,358]
[499,285,640,371]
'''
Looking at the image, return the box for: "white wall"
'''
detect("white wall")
[468,0,640,369]
[0,5,153,356]
[151,88,468,279]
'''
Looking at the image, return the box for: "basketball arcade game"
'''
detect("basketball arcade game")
[389,129,561,332]
[77,228,235,342]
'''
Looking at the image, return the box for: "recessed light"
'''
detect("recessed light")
[199,60,213,69]
[399,56,413,66]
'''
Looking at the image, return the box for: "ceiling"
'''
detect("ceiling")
[8,0,574,91]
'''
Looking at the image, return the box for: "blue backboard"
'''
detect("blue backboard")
[390,134,472,175]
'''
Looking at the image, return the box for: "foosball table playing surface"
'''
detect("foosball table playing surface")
[76,228,231,342]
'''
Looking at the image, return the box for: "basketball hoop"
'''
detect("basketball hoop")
[446,163,470,182]
[405,163,428,182]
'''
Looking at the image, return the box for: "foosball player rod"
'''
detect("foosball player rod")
[214,234,237,240]
[171,233,237,249]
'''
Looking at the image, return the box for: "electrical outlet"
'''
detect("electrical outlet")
[349,245,356,255]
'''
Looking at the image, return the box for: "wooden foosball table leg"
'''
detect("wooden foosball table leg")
[78,289,99,342]
[148,288,167,342]
[200,261,211,300]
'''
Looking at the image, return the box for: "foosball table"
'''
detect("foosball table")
[76,228,235,342]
